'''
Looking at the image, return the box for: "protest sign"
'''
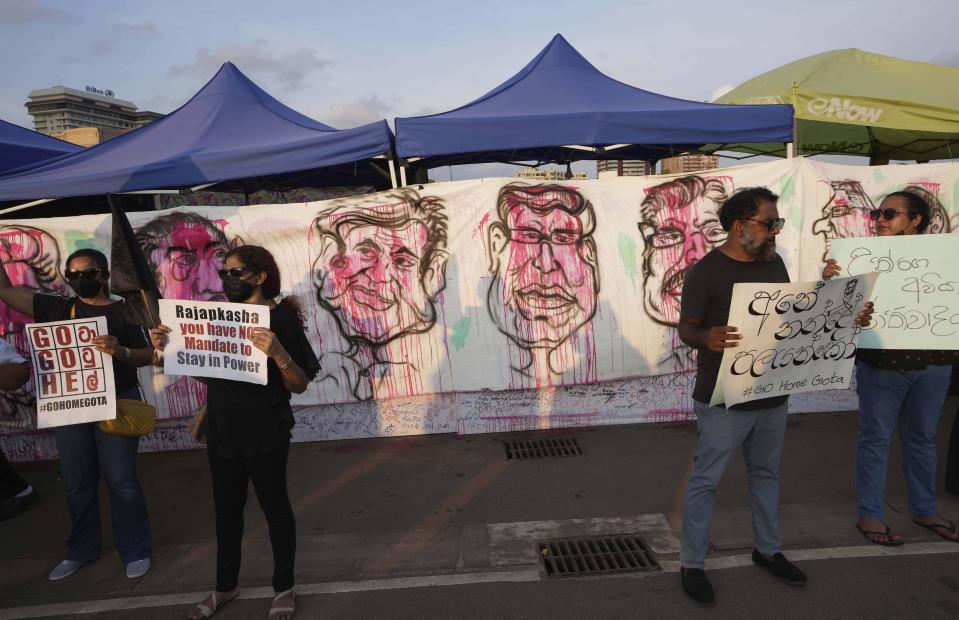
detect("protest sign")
[711,273,878,408]
[26,317,116,429]
[831,234,958,350]
[159,299,269,384]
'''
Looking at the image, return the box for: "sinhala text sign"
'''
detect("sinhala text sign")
[831,234,959,350]
[711,274,878,408]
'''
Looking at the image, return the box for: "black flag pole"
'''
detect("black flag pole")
[107,194,162,327]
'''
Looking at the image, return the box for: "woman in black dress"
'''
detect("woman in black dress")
[150,245,318,620]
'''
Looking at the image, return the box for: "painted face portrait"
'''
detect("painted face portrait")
[136,212,232,301]
[314,193,449,347]
[811,180,875,258]
[0,226,64,335]
[639,176,729,326]
[487,184,599,349]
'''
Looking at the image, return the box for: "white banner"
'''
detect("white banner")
[0,158,956,459]
[27,316,116,428]
[159,299,269,384]
[712,274,877,407]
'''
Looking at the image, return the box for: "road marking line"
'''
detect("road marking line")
[658,541,959,572]
[0,569,542,620]
[4,542,958,618]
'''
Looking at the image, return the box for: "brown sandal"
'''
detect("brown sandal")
[856,523,904,546]
[914,518,959,542]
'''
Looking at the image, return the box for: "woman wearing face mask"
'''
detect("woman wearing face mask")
[823,191,959,545]
[150,245,318,620]
[0,249,155,581]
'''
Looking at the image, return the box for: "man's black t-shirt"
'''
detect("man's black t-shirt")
[206,304,320,457]
[680,248,791,410]
[33,293,148,394]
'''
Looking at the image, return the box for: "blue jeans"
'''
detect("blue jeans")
[855,362,952,519]
[52,388,152,564]
[681,400,788,569]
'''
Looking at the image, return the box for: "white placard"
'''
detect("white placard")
[831,234,959,350]
[26,316,116,428]
[159,299,270,385]
[711,273,878,408]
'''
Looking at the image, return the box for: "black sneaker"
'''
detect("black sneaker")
[0,487,37,521]
[681,567,716,606]
[751,549,807,586]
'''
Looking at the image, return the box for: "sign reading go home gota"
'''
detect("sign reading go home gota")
[711,274,877,408]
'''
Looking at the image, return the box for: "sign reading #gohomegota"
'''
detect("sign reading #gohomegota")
[159,299,269,385]
[832,235,958,350]
[711,273,878,408]
[26,316,117,428]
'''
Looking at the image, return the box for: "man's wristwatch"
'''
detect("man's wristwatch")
[121,346,131,360]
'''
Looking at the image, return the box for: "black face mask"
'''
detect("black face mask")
[69,279,103,298]
[221,274,255,303]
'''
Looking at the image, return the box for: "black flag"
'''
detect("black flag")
[108,194,162,326]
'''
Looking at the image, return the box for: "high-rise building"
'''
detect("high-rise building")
[49,127,116,148]
[25,86,163,145]
[596,160,652,179]
[660,153,720,175]
[514,167,588,181]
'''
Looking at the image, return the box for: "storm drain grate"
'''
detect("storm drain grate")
[505,437,582,460]
[538,536,660,577]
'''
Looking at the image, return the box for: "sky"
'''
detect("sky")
[2,0,957,179]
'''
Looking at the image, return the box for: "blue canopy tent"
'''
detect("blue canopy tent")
[0,119,80,174]
[395,34,794,177]
[0,62,395,205]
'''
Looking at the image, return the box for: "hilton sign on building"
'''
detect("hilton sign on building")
[84,85,115,98]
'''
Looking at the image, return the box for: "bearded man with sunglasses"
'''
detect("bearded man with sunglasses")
[824,191,959,546]
[0,248,155,582]
[676,187,867,605]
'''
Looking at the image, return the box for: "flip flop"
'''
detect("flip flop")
[268,589,295,619]
[188,590,238,619]
[856,523,904,546]
[913,518,959,542]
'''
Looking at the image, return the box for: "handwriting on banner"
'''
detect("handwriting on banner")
[711,274,877,407]
[159,299,269,384]
[26,316,117,428]
[832,235,959,349]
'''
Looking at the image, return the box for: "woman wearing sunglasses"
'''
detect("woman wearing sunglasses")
[0,248,155,581]
[149,245,318,620]
[824,191,959,545]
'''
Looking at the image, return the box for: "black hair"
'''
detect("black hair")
[65,248,109,274]
[885,190,931,233]
[226,245,306,330]
[719,187,779,231]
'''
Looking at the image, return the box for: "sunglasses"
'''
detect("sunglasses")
[217,267,257,280]
[869,208,910,221]
[65,268,105,281]
[740,217,785,232]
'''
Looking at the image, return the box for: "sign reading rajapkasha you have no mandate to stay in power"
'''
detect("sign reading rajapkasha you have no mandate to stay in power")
[159,299,269,385]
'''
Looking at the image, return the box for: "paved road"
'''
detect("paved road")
[42,554,959,620]
[2,402,958,619]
